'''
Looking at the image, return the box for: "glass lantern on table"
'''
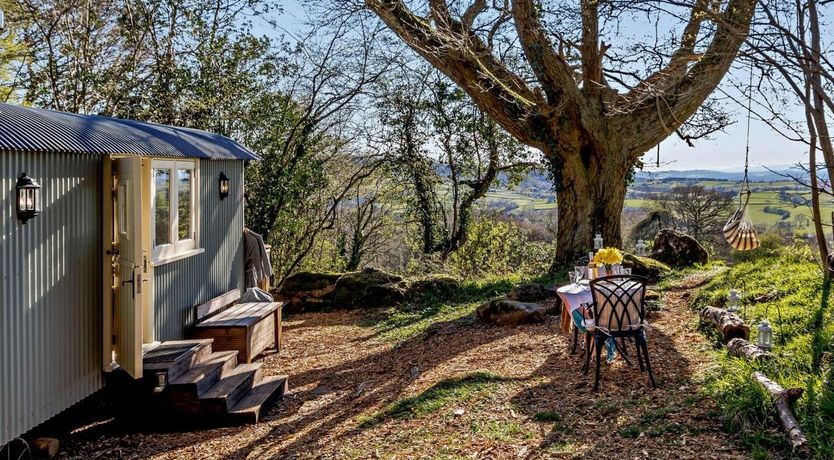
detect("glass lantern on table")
[593,233,604,251]
[636,239,648,257]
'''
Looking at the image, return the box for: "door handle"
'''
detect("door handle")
[122,267,143,297]
[122,271,136,298]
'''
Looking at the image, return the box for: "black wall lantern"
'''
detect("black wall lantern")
[16,172,41,224]
[218,172,230,200]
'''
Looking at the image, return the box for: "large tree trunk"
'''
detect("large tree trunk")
[551,146,630,269]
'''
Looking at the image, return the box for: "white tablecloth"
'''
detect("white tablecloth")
[556,282,593,334]
[556,282,592,315]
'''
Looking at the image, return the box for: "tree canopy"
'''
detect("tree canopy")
[359,0,758,266]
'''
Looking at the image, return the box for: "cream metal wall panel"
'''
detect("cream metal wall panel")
[153,159,244,341]
[0,151,103,445]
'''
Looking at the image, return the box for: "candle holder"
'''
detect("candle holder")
[594,232,604,251]
[636,239,647,257]
[757,319,773,350]
[727,289,741,314]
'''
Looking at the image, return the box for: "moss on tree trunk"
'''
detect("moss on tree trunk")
[551,146,630,270]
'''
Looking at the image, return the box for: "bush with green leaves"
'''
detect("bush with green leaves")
[446,217,553,277]
[730,233,795,263]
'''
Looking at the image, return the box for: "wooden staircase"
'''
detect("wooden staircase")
[140,339,287,425]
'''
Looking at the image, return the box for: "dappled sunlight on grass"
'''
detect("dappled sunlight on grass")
[359,371,509,427]
[366,275,523,342]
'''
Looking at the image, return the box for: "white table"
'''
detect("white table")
[556,282,593,334]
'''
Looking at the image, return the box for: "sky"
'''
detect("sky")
[268,1,810,172]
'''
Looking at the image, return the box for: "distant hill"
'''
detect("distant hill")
[634,165,815,182]
[438,163,817,194]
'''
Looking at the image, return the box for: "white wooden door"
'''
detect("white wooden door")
[112,157,147,377]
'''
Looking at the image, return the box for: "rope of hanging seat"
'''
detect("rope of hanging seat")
[743,60,754,196]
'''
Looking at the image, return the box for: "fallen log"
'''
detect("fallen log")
[753,291,782,303]
[752,372,809,454]
[727,338,773,361]
[700,306,750,343]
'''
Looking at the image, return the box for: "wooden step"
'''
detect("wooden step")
[200,363,262,414]
[142,339,213,383]
[227,375,288,424]
[165,351,239,400]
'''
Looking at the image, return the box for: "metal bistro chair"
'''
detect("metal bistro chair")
[584,275,657,391]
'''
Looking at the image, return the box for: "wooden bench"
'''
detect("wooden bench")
[190,289,283,363]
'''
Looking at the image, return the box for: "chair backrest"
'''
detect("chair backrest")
[196,289,241,321]
[589,275,648,333]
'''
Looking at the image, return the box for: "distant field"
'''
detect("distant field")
[485,178,831,234]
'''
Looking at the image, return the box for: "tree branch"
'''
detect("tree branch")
[621,0,758,157]
[366,0,544,149]
[511,0,581,105]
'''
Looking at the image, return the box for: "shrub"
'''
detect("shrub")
[446,218,554,277]
[730,233,813,264]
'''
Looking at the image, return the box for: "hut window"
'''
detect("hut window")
[154,169,171,245]
[177,168,192,241]
[151,160,199,263]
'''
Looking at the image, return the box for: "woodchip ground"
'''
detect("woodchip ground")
[60,273,757,459]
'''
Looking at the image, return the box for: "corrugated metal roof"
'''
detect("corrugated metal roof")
[0,103,259,160]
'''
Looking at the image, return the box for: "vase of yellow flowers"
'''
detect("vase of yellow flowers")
[593,247,623,276]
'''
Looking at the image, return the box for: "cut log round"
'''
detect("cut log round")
[31,437,59,458]
[727,338,772,361]
[752,372,809,454]
[700,306,750,343]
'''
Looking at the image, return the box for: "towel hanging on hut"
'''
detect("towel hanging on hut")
[244,228,272,288]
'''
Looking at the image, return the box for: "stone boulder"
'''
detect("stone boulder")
[477,298,558,326]
[507,283,558,302]
[622,253,671,283]
[651,229,708,267]
[406,274,462,299]
[331,267,407,308]
[277,271,344,312]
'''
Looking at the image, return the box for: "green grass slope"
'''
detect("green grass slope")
[692,250,834,458]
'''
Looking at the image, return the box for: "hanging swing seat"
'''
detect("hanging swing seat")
[723,61,760,252]
[723,189,760,251]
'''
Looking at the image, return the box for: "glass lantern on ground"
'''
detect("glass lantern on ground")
[593,233,604,251]
[636,239,648,256]
[727,289,741,313]
[757,319,773,350]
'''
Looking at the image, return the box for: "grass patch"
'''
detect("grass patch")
[694,251,834,458]
[469,420,533,442]
[532,410,575,436]
[368,276,521,342]
[360,371,508,427]
[616,398,700,440]
[545,441,578,455]
[533,411,561,422]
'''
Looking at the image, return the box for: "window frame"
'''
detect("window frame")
[151,159,201,264]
